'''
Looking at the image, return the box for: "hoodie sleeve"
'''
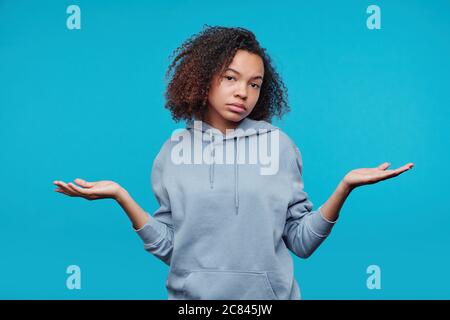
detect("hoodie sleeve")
[133,142,174,266]
[282,142,337,259]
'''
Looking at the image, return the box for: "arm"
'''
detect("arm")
[53,179,150,230]
[317,181,352,223]
[282,141,414,259]
[115,187,150,230]
[116,185,174,267]
[320,161,414,223]
[53,176,174,265]
[53,141,175,266]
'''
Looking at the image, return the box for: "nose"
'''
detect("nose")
[234,81,247,100]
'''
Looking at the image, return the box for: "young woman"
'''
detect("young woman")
[53,26,414,300]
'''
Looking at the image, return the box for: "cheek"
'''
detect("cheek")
[249,90,261,105]
[209,83,229,102]
[207,87,220,105]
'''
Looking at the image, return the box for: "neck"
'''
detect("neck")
[202,108,242,134]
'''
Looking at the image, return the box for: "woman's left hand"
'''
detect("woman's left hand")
[342,162,414,190]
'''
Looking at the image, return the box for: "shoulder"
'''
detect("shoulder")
[247,119,301,160]
[271,125,300,157]
[245,119,293,146]
[152,135,177,169]
[272,127,304,175]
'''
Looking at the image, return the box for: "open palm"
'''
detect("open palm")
[53,178,121,200]
[343,162,414,189]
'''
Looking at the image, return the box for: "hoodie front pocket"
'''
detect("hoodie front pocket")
[182,269,277,300]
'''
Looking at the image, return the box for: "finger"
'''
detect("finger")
[372,170,397,182]
[75,178,94,188]
[67,182,88,196]
[54,180,68,186]
[384,170,399,179]
[377,162,391,170]
[393,164,413,175]
[54,180,67,189]
[379,165,412,180]
[55,184,76,197]
[53,180,65,187]
[58,181,80,196]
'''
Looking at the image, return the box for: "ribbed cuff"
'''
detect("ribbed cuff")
[134,216,166,245]
[318,205,338,224]
[308,206,337,237]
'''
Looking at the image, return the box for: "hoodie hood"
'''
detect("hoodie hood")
[186,117,278,215]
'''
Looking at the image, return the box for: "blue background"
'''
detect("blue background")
[1,0,449,299]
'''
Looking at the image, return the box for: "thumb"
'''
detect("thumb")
[377,162,391,170]
[75,178,94,188]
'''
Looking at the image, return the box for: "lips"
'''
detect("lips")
[227,103,246,113]
[229,103,245,108]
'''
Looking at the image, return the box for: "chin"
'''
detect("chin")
[221,110,246,122]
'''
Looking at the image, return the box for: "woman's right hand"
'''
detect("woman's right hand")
[53,178,122,201]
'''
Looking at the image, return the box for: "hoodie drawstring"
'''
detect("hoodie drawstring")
[235,136,240,215]
[187,118,275,217]
[209,130,215,189]
[208,130,240,215]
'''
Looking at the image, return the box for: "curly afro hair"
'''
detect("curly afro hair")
[164,25,290,123]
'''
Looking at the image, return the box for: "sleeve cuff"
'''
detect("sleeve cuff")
[134,215,166,245]
[307,206,337,237]
[318,205,338,224]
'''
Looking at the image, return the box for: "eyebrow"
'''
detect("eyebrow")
[225,68,263,80]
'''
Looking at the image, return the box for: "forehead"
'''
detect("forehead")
[227,50,264,76]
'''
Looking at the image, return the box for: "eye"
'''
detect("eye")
[250,83,261,89]
[224,75,235,81]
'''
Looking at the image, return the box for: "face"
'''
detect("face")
[204,49,264,130]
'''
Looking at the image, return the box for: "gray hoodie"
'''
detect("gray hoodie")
[134,117,337,300]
